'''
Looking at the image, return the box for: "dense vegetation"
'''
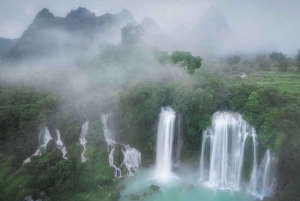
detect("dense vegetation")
[1,24,300,201]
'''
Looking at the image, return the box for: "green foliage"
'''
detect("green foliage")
[269,52,287,63]
[170,51,202,74]
[296,49,300,71]
[158,51,202,74]
[121,23,145,46]
[256,54,270,71]
[226,55,241,65]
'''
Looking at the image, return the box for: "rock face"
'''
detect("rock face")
[0,37,17,57]
[173,5,237,57]
[2,7,137,61]
[130,194,140,200]
[149,184,160,191]
[140,17,171,51]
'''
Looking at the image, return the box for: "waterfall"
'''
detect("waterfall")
[199,128,213,181]
[79,121,89,163]
[23,127,52,164]
[199,111,276,199]
[121,145,141,176]
[56,129,68,159]
[249,149,276,199]
[155,106,176,181]
[101,112,141,177]
[173,114,183,167]
[101,112,116,144]
[101,113,121,177]
[248,131,258,194]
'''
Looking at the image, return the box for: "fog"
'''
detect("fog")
[1,0,300,56]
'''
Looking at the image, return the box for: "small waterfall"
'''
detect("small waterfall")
[199,128,213,181]
[101,113,122,177]
[121,145,141,176]
[56,129,68,159]
[101,112,141,177]
[199,111,276,199]
[101,112,116,144]
[249,149,276,199]
[79,121,89,163]
[23,127,52,164]
[173,114,183,167]
[108,145,122,177]
[248,131,258,194]
[155,106,176,181]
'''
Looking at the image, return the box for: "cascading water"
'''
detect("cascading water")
[101,112,116,144]
[155,106,176,181]
[199,128,213,181]
[23,127,52,164]
[79,121,89,163]
[101,113,121,177]
[173,114,183,167]
[248,149,276,199]
[101,112,141,177]
[199,111,276,199]
[121,145,142,176]
[56,129,68,159]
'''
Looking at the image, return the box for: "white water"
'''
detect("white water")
[79,121,89,163]
[121,145,142,176]
[174,114,183,167]
[101,112,116,144]
[249,149,276,199]
[101,112,141,177]
[155,106,176,181]
[56,129,68,159]
[199,111,276,199]
[23,127,52,164]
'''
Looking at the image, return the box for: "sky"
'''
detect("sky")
[0,0,300,55]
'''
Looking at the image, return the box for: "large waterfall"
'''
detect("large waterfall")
[199,111,276,199]
[79,121,89,163]
[101,113,141,177]
[155,107,176,181]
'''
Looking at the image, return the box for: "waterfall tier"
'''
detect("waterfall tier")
[23,127,53,164]
[79,121,89,163]
[101,112,141,177]
[199,111,276,199]
[56,129,68,159]
[155,106,177,182]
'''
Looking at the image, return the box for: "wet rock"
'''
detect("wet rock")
[172,166,181,174]
[130,194,140,200]
[149,184,160,191]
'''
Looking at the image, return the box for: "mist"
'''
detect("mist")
[1,0,300,57]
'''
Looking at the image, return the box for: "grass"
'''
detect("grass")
[244,71,300,95]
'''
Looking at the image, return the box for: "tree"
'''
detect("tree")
[269,52,287,62]
[170,51,202,74]
[295,49,300,71]
[269,51,288,72]
[121,23,145,46]
[226,55,241,65]
[256,54,270,71]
